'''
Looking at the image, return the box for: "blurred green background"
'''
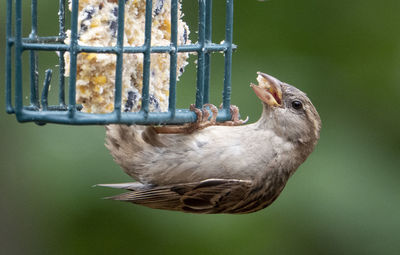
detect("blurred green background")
[1,0,400,254]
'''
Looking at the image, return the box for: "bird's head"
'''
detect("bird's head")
[251,72,321,150]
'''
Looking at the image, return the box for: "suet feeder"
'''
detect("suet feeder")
[5,0,237,125]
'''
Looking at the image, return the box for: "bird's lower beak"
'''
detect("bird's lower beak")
[250,72,283,107]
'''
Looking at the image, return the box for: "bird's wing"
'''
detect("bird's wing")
[100,179,253,214]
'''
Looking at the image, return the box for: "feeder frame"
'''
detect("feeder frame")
[5,0,236,125]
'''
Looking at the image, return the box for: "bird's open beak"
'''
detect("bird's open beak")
[250,72,283,107]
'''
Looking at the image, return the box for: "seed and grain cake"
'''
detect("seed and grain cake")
[64,0,190,113]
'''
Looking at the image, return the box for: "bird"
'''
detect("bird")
[99,72,321,214]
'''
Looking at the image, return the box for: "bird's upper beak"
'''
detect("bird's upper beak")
[250,72,283,107]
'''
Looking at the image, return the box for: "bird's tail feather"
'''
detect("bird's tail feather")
[95,182,144,191]
[97,182,182,210]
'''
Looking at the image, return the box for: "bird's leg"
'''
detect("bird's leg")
[216,104,249,126]
[203,103,218,124]
[152,104,218,134]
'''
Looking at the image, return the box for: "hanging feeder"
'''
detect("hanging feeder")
[5,0,236,125]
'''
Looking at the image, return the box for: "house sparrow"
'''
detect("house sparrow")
[99,72,321,214]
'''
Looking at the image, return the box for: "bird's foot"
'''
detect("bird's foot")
[216,104,249,126]
[153,104,219,134]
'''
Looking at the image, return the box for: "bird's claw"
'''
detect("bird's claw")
[182,104,218,133]
[153,104,247,134]
[216,105,249,126]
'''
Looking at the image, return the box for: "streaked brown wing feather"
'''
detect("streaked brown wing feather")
[106,179,253,213]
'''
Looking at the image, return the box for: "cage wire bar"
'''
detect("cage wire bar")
[5,0,237,125]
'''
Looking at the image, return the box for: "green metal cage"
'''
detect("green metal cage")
[5,0,237,125]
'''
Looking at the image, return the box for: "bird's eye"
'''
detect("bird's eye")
[291,100,303,110]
